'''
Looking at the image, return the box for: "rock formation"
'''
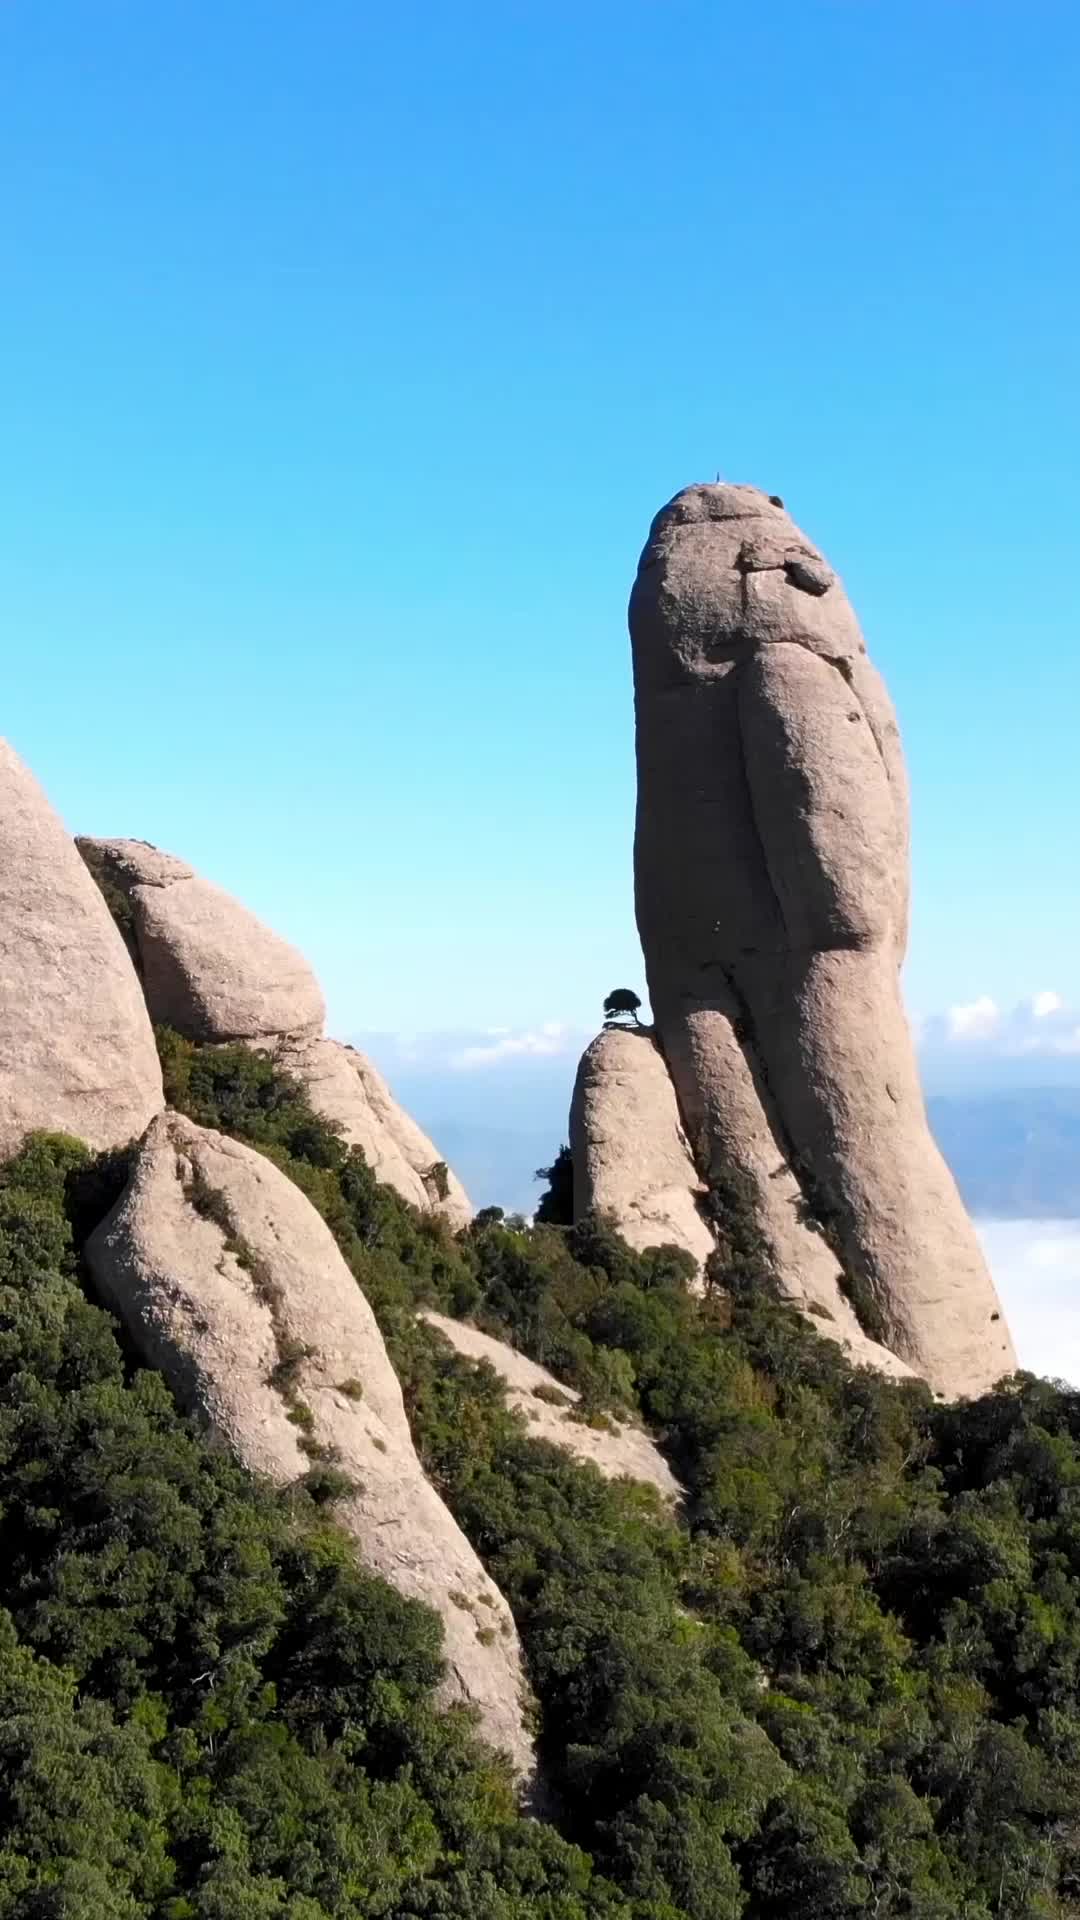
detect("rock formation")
[574,483,1015,1401]
[0,743,163,1157]
[79,836,470,1226]
[273,1034,472,1228]
[571,1022,916,1380]
[422,1308,683,1500]
[76,838,325,1043]
[86,1112,532,1780]
[570,1026,715,1271]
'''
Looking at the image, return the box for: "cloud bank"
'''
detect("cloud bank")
[359,1022,589,1076]
[446,1021,579,1069]
[363,992,1080,1084]
[919,990,1080,1058]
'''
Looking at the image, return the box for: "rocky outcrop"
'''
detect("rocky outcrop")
[0,744,163,1157]
[78,837,471,1226]
[570,1023,914,1382]
[570,1026,715,1270]
[85,1112,532,1780]
[422,1309,683,1500]
[620,481,1014,1399]
[76,839,324,1043]
[273,1035,472,1229]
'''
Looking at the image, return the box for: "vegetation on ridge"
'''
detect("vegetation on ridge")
[0,1030,1078,1916]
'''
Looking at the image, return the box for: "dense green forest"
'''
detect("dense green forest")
[2,1031,1080,1916]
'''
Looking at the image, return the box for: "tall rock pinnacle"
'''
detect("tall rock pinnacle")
[620,481,1014,1398]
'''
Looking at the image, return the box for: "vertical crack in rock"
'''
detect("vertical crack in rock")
[729,656,797,951]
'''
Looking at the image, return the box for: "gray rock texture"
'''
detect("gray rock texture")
[0,744,163,1156]
[78,836,471,1226]
[422,1308,683,1500]
[627,482,1015,1398]
[85,1112,532,1781]
[76,838,325,1043]
[571,1024,914,1382]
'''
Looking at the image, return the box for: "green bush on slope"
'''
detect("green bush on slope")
[2,1035,1080,1917]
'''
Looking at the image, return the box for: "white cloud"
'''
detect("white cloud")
[947,995,1000,1039]
[921,991,1080,1061]
[448,1021,578,1070]
[352,1023,587,1075]
[980,1220,1080,1386]
[1032,990,1065,1019]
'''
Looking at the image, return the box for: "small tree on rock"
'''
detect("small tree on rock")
[603,987,643,1027]
[534,1145,574,1225]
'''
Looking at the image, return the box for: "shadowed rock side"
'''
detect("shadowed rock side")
[571,1025,914,1382]
[85,1112,533,1783]
[629,482,1015,1398]
[78,836,471,1227]
[0,743,163,1157]
[421,1307,684,1501]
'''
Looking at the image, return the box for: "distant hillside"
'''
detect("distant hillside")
[929,1088,1080,1219]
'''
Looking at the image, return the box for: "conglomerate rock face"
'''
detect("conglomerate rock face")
[78,836,471,1226]
[85,1112,533,1782]
[75,838,325,1044]
[0,744,163,1157]
[615,481,1015,1399]
[570,1023,914,1383]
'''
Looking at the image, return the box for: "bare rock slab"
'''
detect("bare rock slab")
[0,743,163,1157]
[77,837,325,1044]
[85,1112,533,1782]
[422,1308,683,1501]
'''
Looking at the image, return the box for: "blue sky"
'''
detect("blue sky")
[2,0,1078,1041]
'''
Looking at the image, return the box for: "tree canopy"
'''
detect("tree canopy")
[602,988,642,1025]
